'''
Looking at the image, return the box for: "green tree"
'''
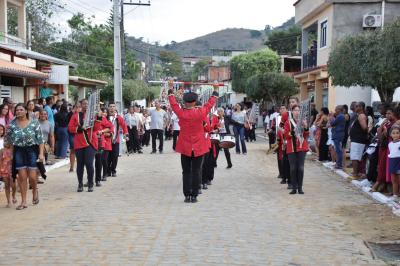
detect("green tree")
[191,59,209,81]
[230,48,281,93]
[26,0,62,51]
[246,72,298,105]
[159,51,183,78]
[328,18,400,102]
[265,26,301,55]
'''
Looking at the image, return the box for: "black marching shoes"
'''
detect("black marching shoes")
[184,196,191,203]
[289,189,297,195]
[191,196,198,203]
[77,183,83,192]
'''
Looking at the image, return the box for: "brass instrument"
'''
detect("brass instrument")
[83,91,100,129]
[295,99,311,146]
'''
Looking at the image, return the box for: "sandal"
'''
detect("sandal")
[12,198,17,204]
[33,190,39,205]
[16,205,27,210]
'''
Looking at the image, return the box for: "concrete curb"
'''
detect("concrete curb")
[45,158,69,173]
[319,160,400,217]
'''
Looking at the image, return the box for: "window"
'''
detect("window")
[320,20,328,48]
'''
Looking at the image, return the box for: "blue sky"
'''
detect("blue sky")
[58,0,295,44]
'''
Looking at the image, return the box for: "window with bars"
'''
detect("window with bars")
[320,20,328,48]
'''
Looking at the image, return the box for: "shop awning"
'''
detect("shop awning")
[0,59,49,79]
[69,76,108,88]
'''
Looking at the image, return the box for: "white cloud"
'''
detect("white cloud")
[58,0,295,44]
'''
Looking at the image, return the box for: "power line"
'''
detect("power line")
[68,0,110,15]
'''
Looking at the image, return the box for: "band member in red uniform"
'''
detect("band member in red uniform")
[68,99,103,192]
[201,111,213,190]
[284,104,309,195]
[94,108,113,187]
[100,108,114,182]
[168,87,218,203]
[107,103,128,177]
[215,108,232,168]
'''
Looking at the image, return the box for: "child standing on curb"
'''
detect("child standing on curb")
[388,125,400,200]
[0,125,17,208]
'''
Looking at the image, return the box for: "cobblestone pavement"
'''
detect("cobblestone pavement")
[0,139,390,265]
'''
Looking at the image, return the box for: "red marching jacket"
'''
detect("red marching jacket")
[168,93,217,157]
[68,112,105,151]
[210,114,219,131]
[101,119,114,151]
[203,117,212,149]
[283,118,309,154]
[110,114,128,144]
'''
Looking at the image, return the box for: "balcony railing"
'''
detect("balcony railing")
[302,51,317,70]
[0,32,26,48]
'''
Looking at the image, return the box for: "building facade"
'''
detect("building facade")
[294,0,400,110]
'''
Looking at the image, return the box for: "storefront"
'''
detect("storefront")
[0,59,48,103]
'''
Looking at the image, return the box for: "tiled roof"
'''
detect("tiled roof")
[0,59,48,79]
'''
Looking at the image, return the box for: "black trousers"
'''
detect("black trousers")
[367,148,379,183]
[151,129,164,152]
[202,149,215,184]
[288,151,306,190]
[165,128,172,140]
[268,132,276,148]
[76,146,96,186]
[181,153,203,197]
[216,145,232,167]
[249,127,256,141]
[108,143,119,175]
[277,152,283,178]
[95,151,109,182]
[282,152,291,183]
[319,129,329,161]
[143,130,150,146]
[172,130,180,150]
[128,126,141,152]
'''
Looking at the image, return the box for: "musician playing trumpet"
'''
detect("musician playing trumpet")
[284,104,309,195]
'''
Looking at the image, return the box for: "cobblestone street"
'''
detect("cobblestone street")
[0,139,396,265]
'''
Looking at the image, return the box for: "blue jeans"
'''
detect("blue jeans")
[14,146,38,170]
[233,125,247,154]
[56,127,69,158]
[333,139,343,168]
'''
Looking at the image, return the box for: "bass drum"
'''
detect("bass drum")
[219,135,235,149]
[210,133,221,144]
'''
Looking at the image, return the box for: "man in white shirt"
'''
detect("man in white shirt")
[150,101,167,154]
[124,106,143,154]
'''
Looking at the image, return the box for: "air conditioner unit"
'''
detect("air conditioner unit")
[0,85,12,101]
[363,14,382,28]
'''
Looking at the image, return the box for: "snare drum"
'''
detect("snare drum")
[210,133,221,144]
[219,135,235,149]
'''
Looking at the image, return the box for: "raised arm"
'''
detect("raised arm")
[201,91,219,117]
[168,93,184,118]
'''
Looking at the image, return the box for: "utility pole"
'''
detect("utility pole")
[121,2,126,78]
[113,0,123,113]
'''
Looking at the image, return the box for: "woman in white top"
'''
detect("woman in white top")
[142,109,151,147]
[231,103,248,154]
[171,112,180,151]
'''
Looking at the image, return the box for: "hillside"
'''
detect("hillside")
[126,17,295,59]
[165,28,267,56]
